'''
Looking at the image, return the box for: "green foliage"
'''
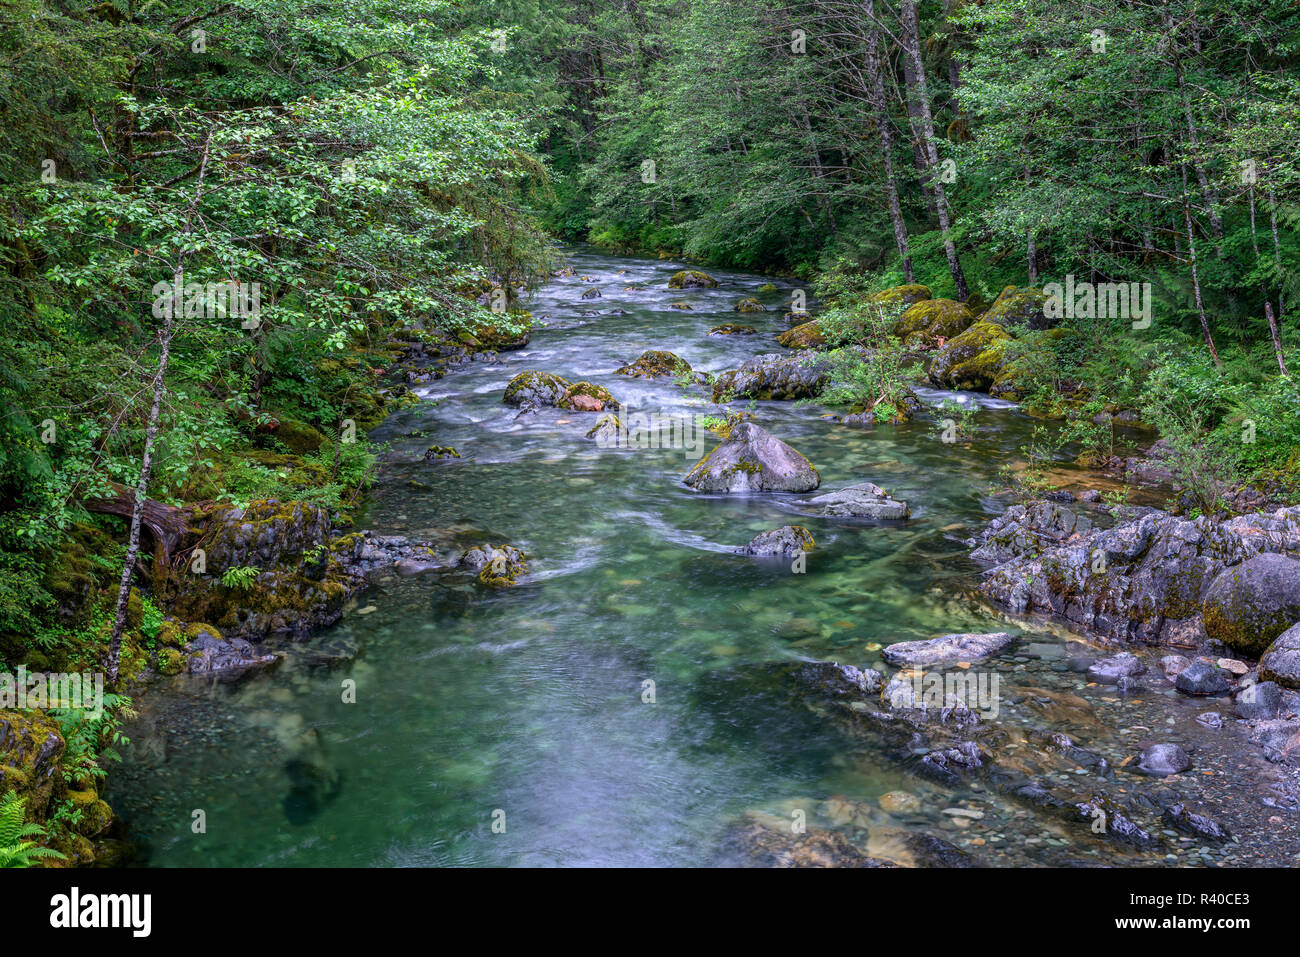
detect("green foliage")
[0,791,64,868]
[220,566,261,591]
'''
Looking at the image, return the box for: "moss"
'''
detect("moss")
[708,324,756,336]
[895,298,974,345]
[776,319,825,349]
[156,647,187,676]
[559,381,616,411]
[615,351,692,379]
[273,416,326,454]
[866,284,931,306]
[759,283,779,293]
[980,285,1049,328]
[669,301,694,310]
[734,297,766,313]
[668,269,719,289]
[503,370,571,407]
[928,321,1014,391]
[126,587,144,630]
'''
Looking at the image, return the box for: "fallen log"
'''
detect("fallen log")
[80,481,192,565]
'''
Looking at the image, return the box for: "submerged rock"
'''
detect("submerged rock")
[1087,652,1146,684]
[720,818,895,868]
[1162,803,1230,843]
[796,482,909,520]
[734,297,766,313]
[1137,743,1191,776]
[683,422,819,493]
[1202,553,1300,657]
[738,525,815,557]
[882,632,1014,667]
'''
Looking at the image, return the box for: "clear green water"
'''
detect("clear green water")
[108,247,1163,866]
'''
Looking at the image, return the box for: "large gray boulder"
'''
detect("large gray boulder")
[711,351,859,401]
[882,631,1014,667]
[684,423,819,493]
[797,482,909,520]
[1259,623,1300,689]
[1202,554,1300,657]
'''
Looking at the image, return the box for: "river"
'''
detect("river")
[106,246,1266,867]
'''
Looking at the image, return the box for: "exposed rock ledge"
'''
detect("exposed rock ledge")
[968,500,1300,654]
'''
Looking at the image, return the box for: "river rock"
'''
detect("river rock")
[1235,680,1283,720]
[585,414,624,444]
[882,631,1014,667]
[879,791,922,814]
[1162,803,1230,843]
[668,269,718,289]
[580,287,601,299]
[1087,652,1146,684]
[1137,743,1191,775]
[503,370,571,407]
[1160,654,1190,678]
[1202,554,1300,656]
[796,482,909,519]
[1174,660,1233,696]
[970,500,1300,647]
[683,422,819,493]
[1259,623,1300,689]
[711,351,853,401]
[459,544,527,586]
[614,350,693,379]
[708,324,756,336]
[185,625,278,676]
[734,298,766,312]
[738,525,814,557]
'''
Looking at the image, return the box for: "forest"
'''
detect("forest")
[0,0,1298,872]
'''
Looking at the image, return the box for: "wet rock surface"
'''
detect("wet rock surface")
[882,632,1014,667]
[738,525,815,558]
[683,422,819,493]
[795,482,909,520]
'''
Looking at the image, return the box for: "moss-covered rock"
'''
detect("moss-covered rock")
[0,710,65,823]
[980,285,1051,329]
[708,324,757,336]
[155,646,188,676]
[894,298,975,345]
[684,423,820,493]
[41,524,115,626]
[66,788,113,837]
[1202,554,1300,657]
[866,284,932,307]
[459,544,528,587]
[927,321,1014,391]
[776,319,825,350]
[838,391,922,426]
[558,381,616,412]
[669,301,694,311]
[713,352,842,401]
[668,269,719,289]
[615,350,694,379]
[273,416,326,454]
[734,298,766,313]
[503,370,571,407]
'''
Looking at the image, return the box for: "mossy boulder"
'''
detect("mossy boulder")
[708,324,757,336]
[669,301,694,311]
[615,350,694,380]
[272,416,326,454]
[980,285,1051,330]
[894,298,975,345]
[558,381,616,412]
[776,319,825,350]
[713,352,842,401]
[866,283,932,307]
[759,283,779,293]
[734,298,767,313]
[1202,554,1300,657]
[0,710,65,823]
[41,523,115,626]
[155,646,188,676]
[460,316,532,352]
[503,370,572,407]
[668,269,719,289]
[585,414,625,444]
[927,321,1014,391]
[66,788,114,837]
[459,544,528,587]
[1259,623,1300,689]
[684,422,820,493]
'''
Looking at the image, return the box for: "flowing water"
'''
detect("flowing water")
[107,246,1269,867]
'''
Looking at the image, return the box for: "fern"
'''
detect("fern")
[0,791,65,868]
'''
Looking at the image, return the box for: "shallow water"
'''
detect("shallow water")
[109,246,1264,867]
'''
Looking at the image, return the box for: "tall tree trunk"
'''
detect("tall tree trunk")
[1264,301,1288,376]
[864,0,913,281]
[899,0,967,299]
[1179,159,1220,368]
